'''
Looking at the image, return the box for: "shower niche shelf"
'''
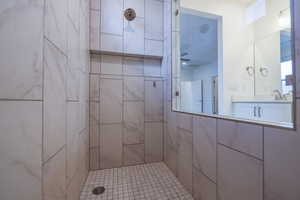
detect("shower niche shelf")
[90,50,163,60]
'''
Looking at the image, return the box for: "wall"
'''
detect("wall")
[89,0,165,170]
[164,1,300,200]
[0,0,90,199]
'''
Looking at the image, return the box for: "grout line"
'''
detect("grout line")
[43,145,66,166]
[0,99,42,102]
[218,143,264,161]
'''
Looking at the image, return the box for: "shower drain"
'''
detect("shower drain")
[92,186,105,195]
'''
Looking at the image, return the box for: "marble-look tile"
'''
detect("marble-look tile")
[124,0,145,17]
[90,10,100,50]
[68,0,80,30]
[264,127,300,200]
[123,57,144,76]
[217,120,263,159]
[145,122,164,163]
[43,148,66,200]
[67,18,80,101]
[145,0,163,40]
[145,39,163,57]
[100,124,123,169]
[177,128,193,193]
[67,172,81,200]
[144,58,162,77]
[90,54,101,74]
[124,102,145,144]
[89,102,100,147]
[193,168,217,200]
[43,40,67,161]
[89,74,100,101]
[45,0,67,53]
[124,144,145,166]
[66,102,80,183]
[124,17,145,55]
[101,55,123,75]
[90,147,100,170]
[193,116,217,182]
[0,101,42,200]
[100,33,123,53]
[124,76,145,101]
[165,142,178,176]
[90,0,100,10]
[178,113,193,132]
[100,78,123,123]
[0,1,43,100]
[218,145,263,200]
[145,80,164,122]
[101,0,123,35]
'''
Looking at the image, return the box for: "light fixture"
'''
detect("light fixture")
[278,9,291,29]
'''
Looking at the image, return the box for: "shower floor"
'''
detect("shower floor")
[80,162,194,200]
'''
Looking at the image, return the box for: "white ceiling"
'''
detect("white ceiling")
[180,12,218,67]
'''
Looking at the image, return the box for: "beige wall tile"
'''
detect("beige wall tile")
[100,33,123,53]
[145,80,164,122]
[100,124,123,169]
[101,0,123,35]
[145,0,163,40]
[89,74,100,101]
[144,58,162,77]
[101,55,123,75]
[43,39,67,161]
[90,147,100,170]
[124,76,145,101]
[89,102,100,147]
[145,122,164,162]
[124,17,145,55]
[218,145,263,200]
[193,168,217,200]
[0,101,42,200]
[90,10,100,51]
[90,54,101,74]
[123,57,144,76]
[124,144,145,166]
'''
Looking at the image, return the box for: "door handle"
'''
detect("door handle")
[254,106,257,117]
[258,107,262,118]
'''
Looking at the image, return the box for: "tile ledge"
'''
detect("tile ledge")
[90,49,163,60]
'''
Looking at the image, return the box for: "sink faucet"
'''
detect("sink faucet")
[273,89,283,100]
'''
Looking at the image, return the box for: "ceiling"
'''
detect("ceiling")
[180,12,218,67]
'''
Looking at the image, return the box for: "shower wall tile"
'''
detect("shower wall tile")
[124,0,145,18]
[67,102,80,183]
[124,101,145,144]
[145,39,164,56]
[193,116,217,182]
[68,0,80,30]
[177,128,193,193]
[217,120,263,159]
[165,142,178,176]
[45,0,67,53]
[90,9,100,50]
[100,33,123,53]
[67,172,81,200]
[264,127,300,200]
[145,0,163,41]
[89,74,100,101]
[90,0,101,10]
[91,54,101,74]
[193,168,217,200]
[101,0,123,35]
[89,102,100,147]
[67,18,80,101]
[124,76,145,101]
[145,80,164,122]
[101,55,123,75]
[124,144,145,166]
[0,1,43,100]
[124,17,145,55]
[90,147,100,170]
[144,58,162,77]
[0,101,42,200]
[100,124,123,169]
[100,78,123,123]
[43,39,67,161]
[123,57,144,76]
[178,113,193,132]
[145,122,164,163]
[217,145,263,200]
[43,148,66,200]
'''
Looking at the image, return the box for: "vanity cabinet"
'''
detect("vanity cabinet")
[232,102,292,123]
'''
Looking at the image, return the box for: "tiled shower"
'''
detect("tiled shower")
[1,0,300,200]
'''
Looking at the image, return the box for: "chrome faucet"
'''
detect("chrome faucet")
[273,89,284,100]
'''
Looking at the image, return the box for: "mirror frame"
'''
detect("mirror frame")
[171,0,297,130]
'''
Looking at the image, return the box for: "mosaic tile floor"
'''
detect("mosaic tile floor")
[80,162,194,200]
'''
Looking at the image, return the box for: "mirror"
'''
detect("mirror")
[172,0,295,127]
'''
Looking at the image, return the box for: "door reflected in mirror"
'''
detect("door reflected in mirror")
[172,0,295,127]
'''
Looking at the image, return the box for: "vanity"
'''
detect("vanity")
[232,99,292,123]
